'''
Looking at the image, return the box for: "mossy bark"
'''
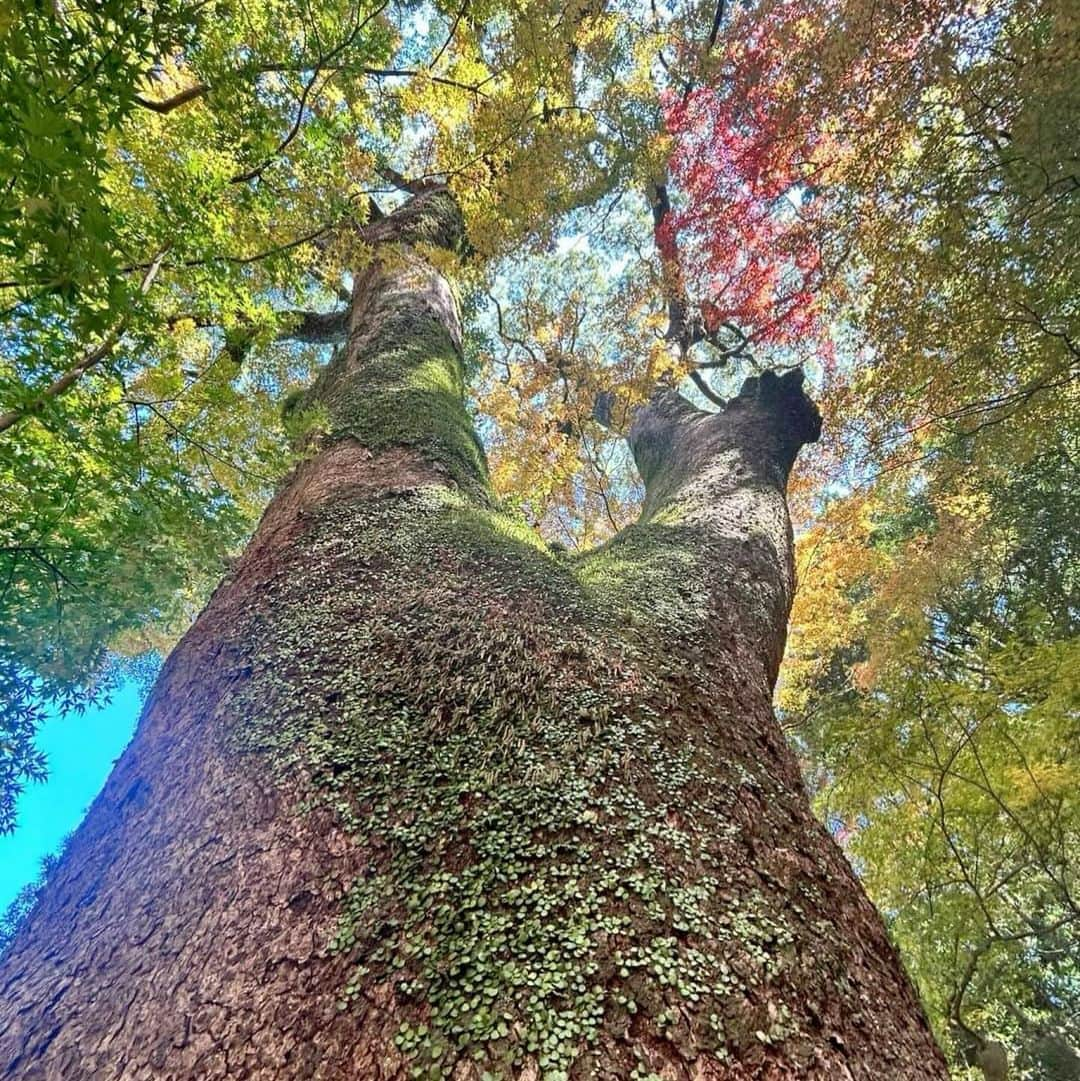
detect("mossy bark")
[0,192,947,1081]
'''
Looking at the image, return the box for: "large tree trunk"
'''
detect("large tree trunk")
[0,191,947,1080]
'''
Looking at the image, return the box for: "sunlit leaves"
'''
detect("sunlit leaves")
[470,238,662,546]
[0,1,197,325]
[784,437,1079,1072]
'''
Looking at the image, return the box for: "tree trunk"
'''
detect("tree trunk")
[0,191,948,1081]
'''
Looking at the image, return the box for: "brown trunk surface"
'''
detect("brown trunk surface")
[0,193,948,1080]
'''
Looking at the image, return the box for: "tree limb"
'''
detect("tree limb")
[133,82,210,114]
[276,309,348,344]
[706,0,726,53]
[689,367,726,408]
[377,164,441,195]
[430,1,469,71]
[229,71,322,184]
[0,333,121,435]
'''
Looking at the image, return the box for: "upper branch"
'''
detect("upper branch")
[276,309,348,344]
[649,179,752,371]
[628,367,822,518]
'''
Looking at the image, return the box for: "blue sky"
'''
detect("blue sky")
[0,683,141,912]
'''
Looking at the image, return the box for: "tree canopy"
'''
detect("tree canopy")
[1,1,1076,1075]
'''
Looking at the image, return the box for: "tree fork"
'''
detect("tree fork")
[0,192,947,1079]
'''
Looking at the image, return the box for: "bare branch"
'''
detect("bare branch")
[689,367,726,408]
[706,0,726,53]
[132,64,486,116]
[229,71,322,184]
[133,82,210,114]
[430,1,469,71]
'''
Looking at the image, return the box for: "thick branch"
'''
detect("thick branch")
[276,309,348,344]
[377,164,442,196]
[688,367,725,407]
[617,368,821,688]
[133,83,209,113]
[629,367,821,515]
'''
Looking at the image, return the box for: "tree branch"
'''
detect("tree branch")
[650,179,751,371]
[377,164,441,195]
[688,367,726,408]
[430,1,469,71]
[706,0,726,53]
[133,82,210,114]
[276,309,348,344]
[229,71,322,184]
[123,219,341,274]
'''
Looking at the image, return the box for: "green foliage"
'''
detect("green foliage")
[0,325,311,828]
[0,0,397,824]
[0,2,197,318]
[754,2,1080,1071]
[787,442,1080,1076]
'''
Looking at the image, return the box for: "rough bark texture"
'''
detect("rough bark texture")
[0,191,948,1080]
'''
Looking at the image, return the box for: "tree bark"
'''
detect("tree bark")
[0,191,948,1080]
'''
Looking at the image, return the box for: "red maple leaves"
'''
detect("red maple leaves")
[663,60,830,358]
[659,1,843,364]
[661,0,962,369]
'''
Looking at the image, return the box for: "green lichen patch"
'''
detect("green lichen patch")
[216,480,820,1078]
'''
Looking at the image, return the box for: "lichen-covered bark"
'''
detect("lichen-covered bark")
[0,193,947,1080]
